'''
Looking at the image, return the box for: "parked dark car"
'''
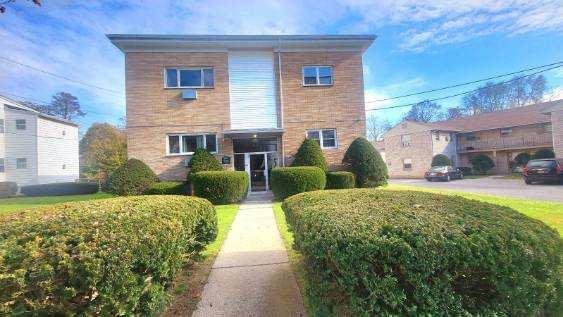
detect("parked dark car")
[425,166,463,182]
[523,158,563,184]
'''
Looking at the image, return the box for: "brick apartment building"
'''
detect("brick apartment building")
[108,35,373,192]
[380,100,563,178]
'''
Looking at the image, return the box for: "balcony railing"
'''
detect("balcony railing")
[457,133,552,152]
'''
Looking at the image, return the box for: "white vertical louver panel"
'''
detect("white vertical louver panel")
[228,51,277,129]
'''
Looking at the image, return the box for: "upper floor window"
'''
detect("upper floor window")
[165,68,214,88]
[0,158,4,173]
[401,134,411,147]
[16,119,26,130]
[465,133,477,141]
[500,127,512,137]
[307,129,337,149]
[16,158,27,169]
[167,133,217,155]
[302,66,333,86]
[0,119,4,133]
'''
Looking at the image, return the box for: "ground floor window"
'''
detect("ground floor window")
[167,133,217,155]
[403,158,412,169]
[306,129,337,149]
[16,158,27,169]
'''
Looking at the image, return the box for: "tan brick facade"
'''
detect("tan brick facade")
[551,104,563,158]
[383,121,434,178]
[124,51,366,180]
[278,52,366,168]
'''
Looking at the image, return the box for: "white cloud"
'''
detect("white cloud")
[543,86,563,101]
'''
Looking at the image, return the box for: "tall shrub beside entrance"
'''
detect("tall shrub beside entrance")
[186,149,223,194]
[342,137,388,187]
[469,154,495,174]
[291,138,327,172]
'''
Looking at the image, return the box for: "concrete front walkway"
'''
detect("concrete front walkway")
[192,200,306,316]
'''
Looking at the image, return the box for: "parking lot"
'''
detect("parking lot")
[390,176,563,203]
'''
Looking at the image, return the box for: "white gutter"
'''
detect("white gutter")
[278,37,286,166]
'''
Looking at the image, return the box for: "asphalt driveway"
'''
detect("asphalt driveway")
[390,176,563,203]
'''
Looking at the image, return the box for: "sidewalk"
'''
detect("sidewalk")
[192,200,306,316]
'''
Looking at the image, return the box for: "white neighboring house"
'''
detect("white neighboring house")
[0,95,79,186]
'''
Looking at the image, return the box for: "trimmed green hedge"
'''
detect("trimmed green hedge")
[108,158,157,195]
[469,154,495,174]
[270,167,326,200]
[0,196,217,316]
[342,137,388,187]
[325,171,355,189]
[0,181,18,198]
[192,171,249,204]
[283,189,562,316]
[431,154,452,166]
[20,182,98,197]
[146,181,186,195]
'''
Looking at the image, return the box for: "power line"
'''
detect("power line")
[366,60,563,103]
[0,91,124,118]
[366,64,563,111]
[0,56,124,95]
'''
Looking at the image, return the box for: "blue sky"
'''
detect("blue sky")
[0,0,562,133]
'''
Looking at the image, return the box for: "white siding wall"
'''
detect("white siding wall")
[4,109,38,186]
[432,131,458,165]
[0,104,5,182]
[228,50,277,129]
[36,117,79,184]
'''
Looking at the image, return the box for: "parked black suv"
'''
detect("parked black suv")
[523,159,563,184]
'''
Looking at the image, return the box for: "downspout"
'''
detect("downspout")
[277,37,286,166]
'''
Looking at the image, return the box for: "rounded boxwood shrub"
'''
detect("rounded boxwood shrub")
[342,137,388,187]
[291,138,327,171]
[192,171,249,204]
[0,196,217,316]
[469,154,495,174]
[325,171,355,189]
[431,153,452,166]
[0,181,18,198]
[282,189,562,316]
[187,148,223,181]
[20,182,98,197]
[532,148,556,160]
[146,181,186,195]
[108,158,157,195]
[270,166,326,201]
[514,152,531,166]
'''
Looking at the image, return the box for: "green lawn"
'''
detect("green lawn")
[0,192,115,215]
[203,204,238,256]
[386,184,562,236]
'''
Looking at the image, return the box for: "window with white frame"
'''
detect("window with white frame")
[401,134,411,147]
[302,66,333,86]
[16,119,26,130]
[16,158,27,169]
[0,158,4,173]
[165,68,214,88]
[306,129,337,149]
[167,134,217,155]
[403,158,412,169]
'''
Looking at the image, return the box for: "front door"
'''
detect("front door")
[249,153,267,192]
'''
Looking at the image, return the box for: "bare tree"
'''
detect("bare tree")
[0,0,40,14]
[366,115,391,141]
[49,92,86,120]
[444,107,463,120]
[403,100,442,122]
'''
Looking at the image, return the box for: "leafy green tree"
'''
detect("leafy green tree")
[531,148,555,160]
[469,154,495,174]
[431,154,452,166]
[291,138,327,171]
[342,137,388,187]
[79,123,127,182]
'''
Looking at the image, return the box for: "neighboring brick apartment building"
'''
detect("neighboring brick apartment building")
[381,100,563,178]
[108,34,373,192]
